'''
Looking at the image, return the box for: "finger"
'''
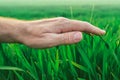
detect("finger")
[58,20,106,35]
[71,20,106,35]
[55,31,82,45]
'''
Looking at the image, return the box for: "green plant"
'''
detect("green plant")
[0,5,120,80]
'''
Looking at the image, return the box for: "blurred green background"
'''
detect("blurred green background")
[0,0,120,6]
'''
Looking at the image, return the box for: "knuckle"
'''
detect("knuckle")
[83,21,90,26]
[82,21,91,30]
[62,33,71,44]
[61,34,66,44]
[57,17,68,21]
[57,17,69,23]
[56,17,70,28]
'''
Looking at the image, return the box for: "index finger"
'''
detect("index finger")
[57,19,106,35]
[70,20,106,35]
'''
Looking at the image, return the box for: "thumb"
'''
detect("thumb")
[57,31,82,45]
[38,32,82,48]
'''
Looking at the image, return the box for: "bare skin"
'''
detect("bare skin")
[0,17,105,48]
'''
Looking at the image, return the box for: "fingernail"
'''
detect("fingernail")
[102,30,106,34]
[74,33,82,42]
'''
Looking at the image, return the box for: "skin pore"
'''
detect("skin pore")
[0,17,105,48]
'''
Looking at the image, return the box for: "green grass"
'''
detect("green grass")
[0,5,120,80]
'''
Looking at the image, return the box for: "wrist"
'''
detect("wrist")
[10,21,27,43]
[0,18,26,43]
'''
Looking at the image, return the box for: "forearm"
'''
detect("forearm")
[0,17,24,43]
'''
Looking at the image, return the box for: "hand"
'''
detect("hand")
[16,17,105,48]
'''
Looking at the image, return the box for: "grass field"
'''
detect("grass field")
[0,4,120,80]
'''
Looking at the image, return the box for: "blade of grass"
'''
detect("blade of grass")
[0,66,24,72]
[71,61,88,73]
